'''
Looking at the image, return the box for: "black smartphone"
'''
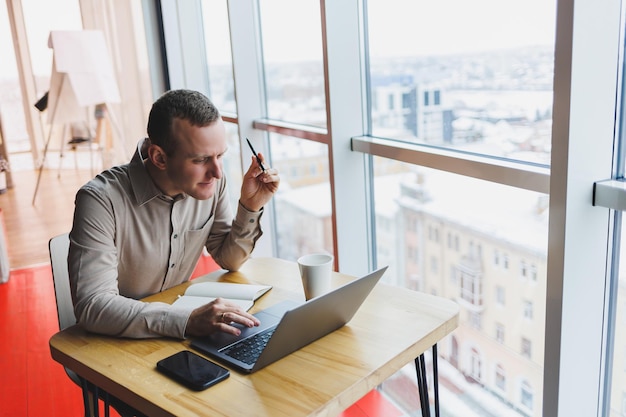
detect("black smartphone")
[156,350,230,391]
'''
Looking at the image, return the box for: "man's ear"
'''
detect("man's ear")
[147,144,168,170]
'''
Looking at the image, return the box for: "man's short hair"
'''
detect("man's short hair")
[147,89,221,156]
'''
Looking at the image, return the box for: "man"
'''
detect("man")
[69,89,279,339]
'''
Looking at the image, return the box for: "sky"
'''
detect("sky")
[202,0,556,65]
[251,0,555,63]
[366,0,557,57]
[1,0,557,79]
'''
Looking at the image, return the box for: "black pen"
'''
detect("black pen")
[246,137,266,173]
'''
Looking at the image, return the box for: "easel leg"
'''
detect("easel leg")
[102,103,126,164]
[32,76,64,205]
[32,126,55,205]
[57,124,67,179]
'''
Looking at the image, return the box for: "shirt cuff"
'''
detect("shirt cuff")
[154,304,193,339]
[235,202,263,228]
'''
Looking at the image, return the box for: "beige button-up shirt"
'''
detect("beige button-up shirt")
[68,139,263,339]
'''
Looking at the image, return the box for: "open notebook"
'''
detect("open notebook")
[172,281,272,311]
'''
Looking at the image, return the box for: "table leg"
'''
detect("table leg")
[79,377,145,417]
[415,344,440,417]
[81,378,116,417]
[433,344,440,417]
[81,378,101,417]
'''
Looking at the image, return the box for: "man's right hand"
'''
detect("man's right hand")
[185,298,260,337]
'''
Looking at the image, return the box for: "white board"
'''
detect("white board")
[47,30,120,124]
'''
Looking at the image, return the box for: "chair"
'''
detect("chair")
[34,92,103,178]
[57,122,103,178]
[49,233,143,417]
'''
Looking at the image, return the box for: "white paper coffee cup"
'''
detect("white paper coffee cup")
[297,253,334,300]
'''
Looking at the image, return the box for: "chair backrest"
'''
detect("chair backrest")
[49,233,77,330]
[48,233,95,393]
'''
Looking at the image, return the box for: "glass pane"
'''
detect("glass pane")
[269,134,333,260]
[223,122,242,211]
[611,219,626,417]
[366,0,556,165]
[22,0,82,93]
[258,0,326,128]
[608,11,626,415]
[0,3,26,157]
[200,0,236,114]
[373,157,548,416]
[0,0,81,158]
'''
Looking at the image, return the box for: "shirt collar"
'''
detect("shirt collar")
[128,138,181,205]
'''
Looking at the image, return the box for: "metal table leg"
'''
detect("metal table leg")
[415,344,440,417]
[80,377,111,417]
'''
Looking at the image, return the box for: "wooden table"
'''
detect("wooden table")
[49,258,459,417]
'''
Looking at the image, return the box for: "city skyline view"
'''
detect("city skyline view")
[248,41,553,416]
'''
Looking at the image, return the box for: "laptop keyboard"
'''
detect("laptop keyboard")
[223,327,277,365]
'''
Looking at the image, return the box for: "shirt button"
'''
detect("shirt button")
[173,234,178,239]
[170,263,175,268]
[249,219,255,223]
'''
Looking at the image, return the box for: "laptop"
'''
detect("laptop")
[191,266,388,373]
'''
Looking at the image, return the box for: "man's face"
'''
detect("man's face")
[163,117,227,200]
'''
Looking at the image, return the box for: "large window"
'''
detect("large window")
[200,0,236,115]
[222,122,243,211]
[269,133,333,261]
[607,32,626,417]
[255,0,331,260]
[163,1,623,416]
[372,159,548,415]
[258,0,326,128]
[199,1,242,213]
[366,0,556,165]
[1,0,81,158]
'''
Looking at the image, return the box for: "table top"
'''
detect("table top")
[49,257,459,417]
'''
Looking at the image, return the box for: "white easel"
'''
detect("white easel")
[32,30,124,205]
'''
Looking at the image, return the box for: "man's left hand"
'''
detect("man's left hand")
[240,153,280,212]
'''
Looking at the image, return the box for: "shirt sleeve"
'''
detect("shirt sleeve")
[204,187,264,271]
[69,187,192,339]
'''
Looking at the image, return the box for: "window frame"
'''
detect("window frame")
[150,0,623,416]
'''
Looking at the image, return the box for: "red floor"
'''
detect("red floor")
[0,257,403,417]
[0,264,85,417]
